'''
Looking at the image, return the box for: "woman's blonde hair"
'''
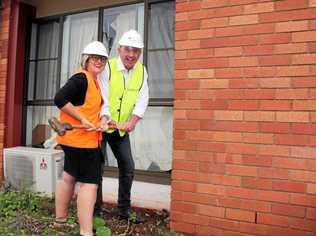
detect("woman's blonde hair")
[81,54,90,70]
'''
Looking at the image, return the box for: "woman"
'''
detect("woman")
[54,41,109,236]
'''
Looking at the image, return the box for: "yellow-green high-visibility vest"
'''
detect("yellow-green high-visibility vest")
[108,58,144,136]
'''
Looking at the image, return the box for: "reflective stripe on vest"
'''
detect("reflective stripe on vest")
[57,70,102,148]
[108,58,144,136]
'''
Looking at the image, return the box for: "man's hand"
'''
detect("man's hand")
[119,115,140,132]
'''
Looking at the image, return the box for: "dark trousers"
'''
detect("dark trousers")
[95,130,135,212]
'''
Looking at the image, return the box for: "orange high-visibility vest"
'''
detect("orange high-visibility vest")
[57,70,102,148]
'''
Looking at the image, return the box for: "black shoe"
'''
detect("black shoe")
[118,209,145,224]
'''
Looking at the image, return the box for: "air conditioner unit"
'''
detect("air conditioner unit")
[3,146,64,197]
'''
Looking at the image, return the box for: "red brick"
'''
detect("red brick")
[214,46,242,57]
[272,203,306,218]
[272,180,306,193]
[196,183,226,195]
[214,5,243,17]
[188,9,215,20]
[241,177,272,190]
[243,89,276,99]
[258,167,289,180]
[242,155,272,167]
[229,15,259,26]
[201,35,258,48]
[244,111,275,122]
[273,157,307,170]
[292,124,316,135]
[176,40,200,50]
[259,33,291,44]
[201,0,229,9]
[229,56,258,67]
[229,78,260,88]
[226,208,255,222]
[214,111,243,121]
[209,217,239,231]
[212,131,242,142]
[228,100,258,110]
[275,134,309,146]
[289,218,316,232]
[275,43,308,54]
[259,55,291,66]
[243,23,275,35]
[275,89,309,99]
[170,221,195,234]
[176,20,201,31]
[201,17,229,29]
[196,226,224,236]
[226,143,259,155]
[243,67,276,77]
[201,120,259,132]
[176,1,202,12]
[276,20,308,32]
[307,208,316,219]
[215,26,244,37]
[188,29,214,39]
[226,186,257,199]
[260,8,316,23]
[244,2,274,14]
[293,31,316,42]
[172,181,197,192]
[257,213,289,227]
[260,100,292,110]
[292,77,316,88]
[226,165,258,177]
[186,110,213,120]
[291,193,316,207]
[215,68,243,78]
[275,0,309,11]
[200,79,228,88]
[244,45,274,55]
[307,183,316,194]
[257,190,290,203]
[175,12,188,22]
[187,48,214,58]
[291,146,316,159]
[197,204,226,218]
[243,133,274,144]
[200,99,228,109]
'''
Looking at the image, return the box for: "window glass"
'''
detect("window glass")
[25,106,59,146]
[147,1,175,99]
[60,10,98,86]
[103,3,144,59]
[105,106,173,171]
[35,60,58,99]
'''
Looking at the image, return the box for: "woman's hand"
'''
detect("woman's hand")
[80,117,96,131]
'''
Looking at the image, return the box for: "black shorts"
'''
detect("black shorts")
[61,145,102,184]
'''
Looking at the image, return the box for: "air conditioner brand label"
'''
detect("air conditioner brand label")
[40,158,47,170]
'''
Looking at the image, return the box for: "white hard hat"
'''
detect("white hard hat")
[118,30,144,49]
[82,41,108,57]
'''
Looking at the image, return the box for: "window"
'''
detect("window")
[24,1,175,172]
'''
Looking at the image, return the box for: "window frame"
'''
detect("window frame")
[23,0,174,179]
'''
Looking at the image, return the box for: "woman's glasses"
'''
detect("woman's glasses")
[90,55,107,63]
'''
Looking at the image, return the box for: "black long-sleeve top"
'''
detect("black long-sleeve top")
[54,73,88,108]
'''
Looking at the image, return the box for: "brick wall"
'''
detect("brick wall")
[172,0,316,235]
[0,0,10,181]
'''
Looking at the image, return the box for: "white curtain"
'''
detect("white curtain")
[103,3,144,60]
[60,11,98,87]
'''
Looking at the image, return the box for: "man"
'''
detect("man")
[96,29,149,222]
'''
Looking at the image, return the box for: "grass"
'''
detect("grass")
[0,183,187,236]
